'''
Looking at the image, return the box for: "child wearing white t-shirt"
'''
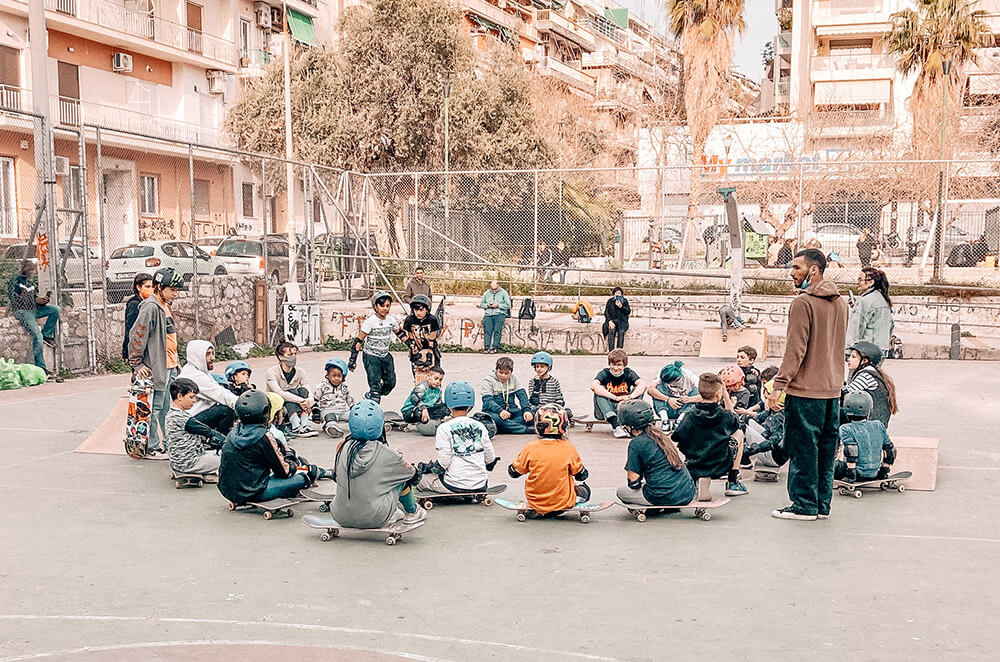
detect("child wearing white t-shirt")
[348,291,405,403]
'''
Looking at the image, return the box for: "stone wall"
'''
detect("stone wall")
[1,276,260,372]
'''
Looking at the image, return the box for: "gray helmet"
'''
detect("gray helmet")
[235,390,270,425]
[850,341,883,367]
[410,294,431,311]
[843,391,873,419]
[372,290,392,308]
[618,399,655,429]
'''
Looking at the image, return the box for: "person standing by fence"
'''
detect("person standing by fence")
[122,273,153,361]
[479,280,510,354]
[602,287,631,351]
[403,266,432,304]
[846,267,893,354]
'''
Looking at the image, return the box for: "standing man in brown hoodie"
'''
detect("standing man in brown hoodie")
[768,249,848,521]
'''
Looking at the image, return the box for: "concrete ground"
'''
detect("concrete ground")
[0,352,997,661]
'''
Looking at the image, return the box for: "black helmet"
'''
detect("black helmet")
[618,399,655,430]
[849,341,883,367]
[153,267,184,289]
[410,294,431,311]
[235,390,270,424]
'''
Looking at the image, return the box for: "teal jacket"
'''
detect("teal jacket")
[480,287,511,317]
[846,289,894,352]
[401,382,443,417]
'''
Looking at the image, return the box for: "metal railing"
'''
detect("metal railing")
[535,10,598,51]
[464,0,527,34]
[812,52,895,76]
[537,56,595,90]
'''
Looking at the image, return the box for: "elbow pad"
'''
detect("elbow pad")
[843,443,859,463]
[507,464,522,479]
[628,477,642,491]
[574,467,589,482]
[485,457,500,472]
[349,338,362,360]
[884,443,897,465]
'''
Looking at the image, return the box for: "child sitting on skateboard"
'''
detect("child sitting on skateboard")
[507,404,591,518]
[527,351,572,422]
[314,358,355,438]
[590,349,647,438]
[616,400,696,508]
[835,392,896,483]
[481,356,533,434]
[331,400,426,528]
[719,364,754,413]
[401,366,450,436]
[670,373,748,500]
[646,360,699,430]
[741,375,789,473]
[164,377,224,478]
[224,361,255,397]
[416,381,499,494]
[218,391,319,506]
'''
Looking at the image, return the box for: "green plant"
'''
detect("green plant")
[104,358,131,374]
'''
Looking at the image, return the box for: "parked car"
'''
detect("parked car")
[105,240,227,303]
[1,241,102,289]
[910,225,971,260]
[215,234,307,283]
[803,223,863,261]
[195,235,229,255]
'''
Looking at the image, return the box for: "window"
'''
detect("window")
[0,157,14,237]
[242,182,255,217]
[193,178,210,217]
[240,18,252,59]
[161,242,181,258]
[266,240,288,257]
[216,239,263,257]
[140,175,159,216]
[110,245,154,259]
[62,165,83,210]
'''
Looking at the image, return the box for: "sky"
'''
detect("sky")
[615,0,777,82]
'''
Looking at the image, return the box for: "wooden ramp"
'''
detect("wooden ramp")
[892,436,939,491]
[75,396,128,455]
[699,327,767,359]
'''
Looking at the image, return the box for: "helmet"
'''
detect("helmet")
[763,379,786,406]
[444,381,476,409]
[225,360,252,381]
[659,360,685,384]
[371,290,392,308]
[534,403,568,439]
[618,399,655,430]
[719,365,746,390]
[410,294,431,311]
[849,341,883,367]
[530,351,553,368]
[471,412,498,439]
[235,390,270,425]
[348,400,385,441]
[266,392,285,424]
[153,267,184,289]
[324,357,348,376]
[843,391,874,419]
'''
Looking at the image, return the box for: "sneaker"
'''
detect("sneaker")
[45,370,64,383]
[324,422,344,438]
[817,512,830,520]
[403,506,427,524]
[295,427,318,438]
[725,480,748,496]
[770,506,817,521]
[612,426,629,439]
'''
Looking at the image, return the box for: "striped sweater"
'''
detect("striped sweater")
[528,375,565,408]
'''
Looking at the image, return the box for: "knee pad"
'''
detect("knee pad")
[575,482,592,503]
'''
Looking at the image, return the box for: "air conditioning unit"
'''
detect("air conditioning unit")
[254,2,272,29]
[54,156,70,177]
[206,70,225,94]
[270,6,283,31]
[112,52,133,73]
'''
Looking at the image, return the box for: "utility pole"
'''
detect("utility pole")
[28,0,57,300]
[283,0,297,283]
[932,59,951,281]
[442,72,451,270]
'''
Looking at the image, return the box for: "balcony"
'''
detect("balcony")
[537,56,595,92]
[594,87,639,114]
[811,0,892,35]
[464,0,526,35]
[14,0,238,68]
[776,31,791,52]
[581,15,624,45]
[581,51,618,69]
[808,109,894,137]
[535,10,597,52]
[238,48,273,76]
[811,53,895,81]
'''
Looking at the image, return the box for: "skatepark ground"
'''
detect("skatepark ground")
[0,353,997,661]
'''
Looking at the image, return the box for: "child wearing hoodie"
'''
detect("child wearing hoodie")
[331,401,426,528]
[177,339,238,435]
[481,356,533,434]
[646,360,699,429]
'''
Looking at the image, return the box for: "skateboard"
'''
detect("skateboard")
[615,497,731,522]
[229,497,303,520]
[383,410,408,432]
[124,375,154,459]
[753,468,780,483]
[300,487,336,513]
[416,484,507,510]
[170,471,214,489]
[835,471,912,499]
[572,417,611,433]
[302,513,424,545]
[495,497,614,523]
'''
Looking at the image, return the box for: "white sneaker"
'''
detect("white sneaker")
[403,506,427,523]
[612,426,629,439]
[324,422,344,438]
[295,427,319,438]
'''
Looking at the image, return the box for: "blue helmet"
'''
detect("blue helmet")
[444,381,476,409]
[348,400,385,441]
[530,351,553,368]
[225,360,252,381]
[325,357,348,376]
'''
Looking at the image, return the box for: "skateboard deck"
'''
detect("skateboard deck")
[753,467,780,483]
[229,497,303,519]
[300,487,336,513]
[615,497,731,522]
[383,410,408,432]
[495,497,614,523]
[835,471,912,499]
[302,513,424,545]
[572,417,611,432]
[416,484,507,509]
[170,471,214,489]
[124,375,154,459]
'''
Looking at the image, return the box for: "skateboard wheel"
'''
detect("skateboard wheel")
[839,488,849,497]
[320,532,332,542]
[483,497,494,506]
[422,500,434,510]
[385,536,396,546]
[318,503,329,513]
[897,485,906,493]
[174,480,182,489]
[700,512,712,521]
[853,491,862,499]
[286,508,294,518]
[263,511,273,520]
[585,425,593,432]
[580,514,591,524]
[636,512,646,523]
[228,502,238,511]
[516,513,527,522]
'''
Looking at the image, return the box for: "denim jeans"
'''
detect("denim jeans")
[193,403,235,437]
[482,314,505,351]
[605,326,625,351]
[651,387,698,419]
[362,352,396,402]
[14,304,60,371]
[150,367,178,452]
[281,387,311,416]
[593,395,620,425]
[488,411,530,434]
[784,395,840,516]
[258,473,308,501]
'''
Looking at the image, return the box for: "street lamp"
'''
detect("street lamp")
[932,59,952,280]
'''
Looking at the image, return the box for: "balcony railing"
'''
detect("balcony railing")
[537,56,595,90]
[0,85,28,112]
[535,10,597,51]
[809,108,893,128]
[812,52,895,77]
[464,0,526,35]
[41,0,237,67]
[239,48,272,68]
[811,0,891,24]
[581,51,617,68]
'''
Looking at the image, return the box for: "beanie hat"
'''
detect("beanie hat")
[659,361,684,384]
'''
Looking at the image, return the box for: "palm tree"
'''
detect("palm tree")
[885,0,992,160]
[665,0,745,260]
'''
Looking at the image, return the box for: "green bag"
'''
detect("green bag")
[0,358,22,390]
[15,363,46,387]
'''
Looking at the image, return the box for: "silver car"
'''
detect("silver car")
[215,235,307,284]
[2,241,102,289]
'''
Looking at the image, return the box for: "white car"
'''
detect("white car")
[105,240,227,302]
[195,235,229,255]
[2,241,102,289]
[804,223,862,260]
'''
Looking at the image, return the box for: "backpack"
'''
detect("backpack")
[517,297,536,331]
[576,302,591,324]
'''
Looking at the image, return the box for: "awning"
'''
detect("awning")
[969,74,1000,95]
[814,79,890,105]
[605,8,628,29]
[287,8,317,47]
[468,12,517,46]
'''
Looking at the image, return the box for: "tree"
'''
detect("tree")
[885,0,992,160]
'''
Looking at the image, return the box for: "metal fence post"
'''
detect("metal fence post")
[413,173,419,266]
[533,170,539,293]
[795,161,804,248]
[188,145,199,338]
[95,127,110,363]
[76,128,96,372]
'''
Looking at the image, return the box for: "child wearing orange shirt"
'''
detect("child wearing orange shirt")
[507,404,591,517]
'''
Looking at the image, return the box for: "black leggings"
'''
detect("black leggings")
[193,403,235,436]
[605,327,626,351]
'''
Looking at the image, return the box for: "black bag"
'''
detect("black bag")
[517,297,536,331]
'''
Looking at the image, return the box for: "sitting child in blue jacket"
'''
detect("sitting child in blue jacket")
[835,392,896,482]
[481,356,533,434]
